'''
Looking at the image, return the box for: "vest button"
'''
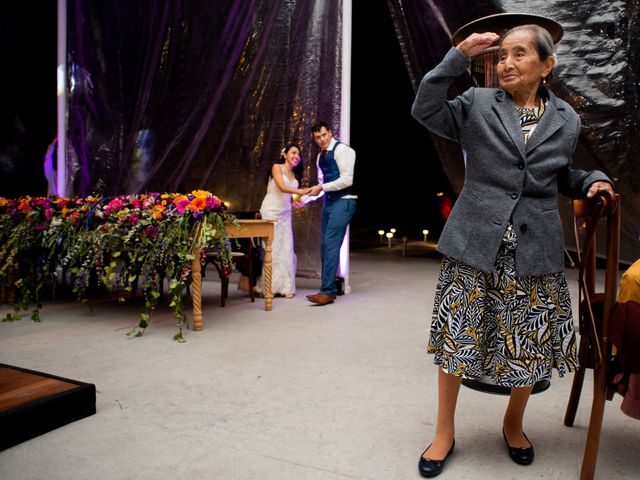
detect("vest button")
[511,192,519,199]
[520,223,528,232]
[518,162,525,170]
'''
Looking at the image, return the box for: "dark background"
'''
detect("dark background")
[350,0,451,243]
[0,1,451,241]
[0,3,56,198]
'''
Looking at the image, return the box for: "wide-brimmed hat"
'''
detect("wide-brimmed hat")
[452,12,563,46]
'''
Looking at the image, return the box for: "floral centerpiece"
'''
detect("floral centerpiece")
[0,190,233,341]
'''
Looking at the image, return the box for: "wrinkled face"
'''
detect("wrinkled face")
[284,146,301,167]
[497,30,553,96]
[312,127,333,151]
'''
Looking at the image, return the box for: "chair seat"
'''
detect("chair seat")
[201,244,257,307]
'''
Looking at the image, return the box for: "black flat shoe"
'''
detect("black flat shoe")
[502,428,534,465]
[418,439,455,478]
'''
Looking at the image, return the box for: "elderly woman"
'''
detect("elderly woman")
[411,25,614,477]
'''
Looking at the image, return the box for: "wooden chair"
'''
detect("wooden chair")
[202,239,257,307]
[564,191,621,480]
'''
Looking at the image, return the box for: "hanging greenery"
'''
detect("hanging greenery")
[0,191,234,342]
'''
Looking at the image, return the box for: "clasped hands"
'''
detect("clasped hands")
[292,185,323,208]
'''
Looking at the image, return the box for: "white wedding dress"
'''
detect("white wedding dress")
[257,166,297,296]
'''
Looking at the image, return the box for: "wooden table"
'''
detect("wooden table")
[191,219,275,331]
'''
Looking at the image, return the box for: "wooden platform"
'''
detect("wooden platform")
[0,363,96,451]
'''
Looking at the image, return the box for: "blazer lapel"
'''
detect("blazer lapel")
[525,93,568,154]
[492,91,526,161]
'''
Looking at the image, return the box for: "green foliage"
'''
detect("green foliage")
[0,192,234,341]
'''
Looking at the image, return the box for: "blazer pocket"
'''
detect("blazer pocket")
[541,199,559,213]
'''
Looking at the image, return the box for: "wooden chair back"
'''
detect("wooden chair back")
[564,191,621,480]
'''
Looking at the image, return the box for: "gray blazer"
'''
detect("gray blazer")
[411,48,611,276]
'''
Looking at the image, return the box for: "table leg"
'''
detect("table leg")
[191,257,203,330]
[263,236,273,311]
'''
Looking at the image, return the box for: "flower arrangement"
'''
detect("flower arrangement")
[0,191,234,342]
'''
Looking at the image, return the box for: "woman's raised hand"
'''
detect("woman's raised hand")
[456,32,500,58]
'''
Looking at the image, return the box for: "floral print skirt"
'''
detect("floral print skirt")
[428,224,577,387]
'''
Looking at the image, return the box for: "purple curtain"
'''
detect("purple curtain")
[67,0,345,277]
[387,0,640,263]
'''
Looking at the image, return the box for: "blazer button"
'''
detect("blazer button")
[511,192,519,199]
[520,223,528,232]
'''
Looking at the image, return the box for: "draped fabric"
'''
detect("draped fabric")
[387,0,640,263]
[66,0,344,277]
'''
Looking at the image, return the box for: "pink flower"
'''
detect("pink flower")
[106,198,124,212]
[175,198,190,214]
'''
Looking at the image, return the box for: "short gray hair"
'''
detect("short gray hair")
[502,24,558,76]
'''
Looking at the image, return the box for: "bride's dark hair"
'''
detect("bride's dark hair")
[267,143,304,184]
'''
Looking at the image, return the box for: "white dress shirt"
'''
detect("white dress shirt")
[316,137,357,199]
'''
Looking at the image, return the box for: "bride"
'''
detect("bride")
[257,144,311,298]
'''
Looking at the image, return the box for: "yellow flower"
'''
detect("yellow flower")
[191,189,210,199]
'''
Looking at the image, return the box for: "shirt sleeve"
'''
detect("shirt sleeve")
[316,153,324,185]
[321,143,355,192]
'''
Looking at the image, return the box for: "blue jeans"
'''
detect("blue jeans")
[320,198,356,295]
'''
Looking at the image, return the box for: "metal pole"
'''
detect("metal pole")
[338,0,352,293]
[56,0,67,196]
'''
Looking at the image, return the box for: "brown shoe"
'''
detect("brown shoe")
[306,293,335,305]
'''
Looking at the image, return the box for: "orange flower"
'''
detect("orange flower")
[151,205,166,219]
[18,201,31,211]
[0,198,10,207]
[190,197,207,212]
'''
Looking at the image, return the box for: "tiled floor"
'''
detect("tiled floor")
[1,250,638,479]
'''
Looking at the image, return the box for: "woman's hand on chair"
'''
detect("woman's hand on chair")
[586,181,614,198]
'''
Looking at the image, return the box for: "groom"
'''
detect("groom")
[306,121,357,306]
